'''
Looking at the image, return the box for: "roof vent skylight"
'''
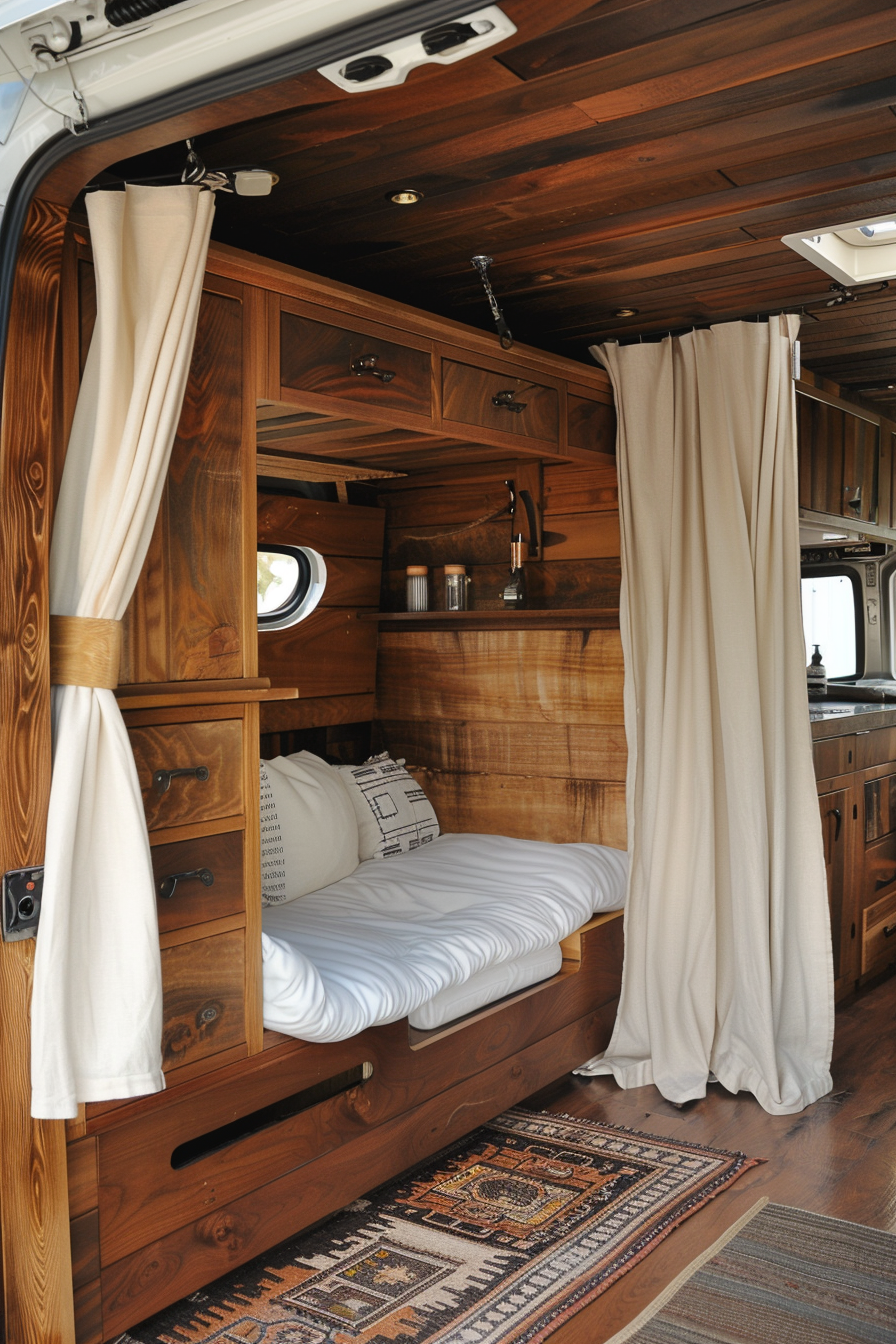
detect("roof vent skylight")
[783,214,896,285]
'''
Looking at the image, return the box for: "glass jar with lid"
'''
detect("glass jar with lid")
[406,565,429,612]
[444,563,470,611]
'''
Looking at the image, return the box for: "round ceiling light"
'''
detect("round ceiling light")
[614,307,639,317]
[389,188,423,205]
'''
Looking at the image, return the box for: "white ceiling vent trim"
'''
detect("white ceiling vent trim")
[783,213,896,287]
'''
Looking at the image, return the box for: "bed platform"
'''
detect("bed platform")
[2,214,625,1343]
[68,911,622,1339]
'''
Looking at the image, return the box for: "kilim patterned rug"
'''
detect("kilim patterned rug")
[117,1107,759,1344]
[609,1199,896,1343]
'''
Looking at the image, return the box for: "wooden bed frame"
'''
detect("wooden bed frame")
[0,203,625,1343]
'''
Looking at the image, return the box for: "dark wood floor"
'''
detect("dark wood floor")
[523,971,896,1343]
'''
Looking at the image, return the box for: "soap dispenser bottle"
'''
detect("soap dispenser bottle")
[807,644,827,699]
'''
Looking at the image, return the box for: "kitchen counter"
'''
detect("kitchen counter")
[810,700,896,738]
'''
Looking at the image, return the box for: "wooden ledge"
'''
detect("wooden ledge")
[359,608,620,631]
[115,678,299,710]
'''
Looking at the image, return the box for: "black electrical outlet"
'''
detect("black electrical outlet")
[2,866,43,942]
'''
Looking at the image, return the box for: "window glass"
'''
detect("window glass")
[257,550,299,615]
[801,573,857,678]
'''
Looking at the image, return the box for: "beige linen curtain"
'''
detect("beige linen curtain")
[31,185,215,1119]
[576,316,834,1115]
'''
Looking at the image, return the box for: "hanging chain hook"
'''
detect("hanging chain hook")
[471,254,513,349]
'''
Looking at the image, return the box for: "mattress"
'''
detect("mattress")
[407,943,564,1031]
[261,833,627,1042]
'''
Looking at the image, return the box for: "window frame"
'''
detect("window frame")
[800,563,864,682]
[257,543,328,631]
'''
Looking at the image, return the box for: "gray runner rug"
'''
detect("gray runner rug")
[611,1199,896,1343]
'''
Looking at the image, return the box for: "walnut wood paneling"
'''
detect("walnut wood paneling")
[865,772,896,843]
[377,630,624,725]
[259,607,379,697]
[0,199,76,1343]
[257,494,385,558]
[567,394,616,456]
[412,768,627,849]
[382,720,628,782]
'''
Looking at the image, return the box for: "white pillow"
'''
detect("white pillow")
[337,752,440,860]
[260,752,360,905]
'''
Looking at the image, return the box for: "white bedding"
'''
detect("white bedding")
[261,833,627,1042]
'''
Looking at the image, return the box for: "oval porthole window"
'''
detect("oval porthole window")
[257,545,327,630]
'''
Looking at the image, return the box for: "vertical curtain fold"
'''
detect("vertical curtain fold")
[31,185,214,1119]
[576,316,834,1116]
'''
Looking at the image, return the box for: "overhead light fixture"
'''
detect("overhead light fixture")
[783,214,896,285]
[614,307,639,317]
[389,188,423,205]
[317,5,516,92]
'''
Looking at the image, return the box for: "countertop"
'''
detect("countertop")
[810,700,896,738]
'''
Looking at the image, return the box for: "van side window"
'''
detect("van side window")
[801,572,858,678]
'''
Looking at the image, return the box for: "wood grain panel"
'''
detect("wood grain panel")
[69,1211,99,1291]
[543,513,621,560]
[544,464,619,515]
[813,735,857,779]
[280,308,431,417]
[66,1137,98,1221]
[259,607,378,697]
[410,768,627,849]
[72,1279,102,1344]
[442,360,559,444]
[0,198,77,1344]
[257,493,385,557]
[128,719,243,830]
[856,724,896,770]
[164,288,245,680]
[382,557,621,612]
[377,630,625,725]
[380,720,628,782]
[864,772,896,843]
[567,395,616,456]
[259,693,375,733]
[161,930,246,1076]
[151,830,244,934]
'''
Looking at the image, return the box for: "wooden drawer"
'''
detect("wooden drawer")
[856,724,896,769]
[567,392,615,455]
[813,734,857,781]
[863,831,896,903]
[442,359,559,444]
[161,929,245,1073]
[128,719,242,830]
[152,830,244,934]
[861,887,896,976]
[280,308,431,417]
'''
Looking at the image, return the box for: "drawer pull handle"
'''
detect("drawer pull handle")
[827,806,842,841]
[350,353,395,383]
[153,765,209,794]
[875,874,896,891]
[158,867,214,901]
[885,924,896,939]
[492,389,527,414]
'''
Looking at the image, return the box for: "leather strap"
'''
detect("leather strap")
[49,615,123,690]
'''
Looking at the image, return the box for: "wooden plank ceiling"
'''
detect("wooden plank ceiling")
[110,0,896,412]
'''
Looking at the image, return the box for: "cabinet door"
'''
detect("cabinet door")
[819,785,858,998]
[797,392,879,523]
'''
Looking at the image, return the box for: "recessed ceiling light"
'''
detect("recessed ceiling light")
[389,188,423,205]
[614,307,639,317]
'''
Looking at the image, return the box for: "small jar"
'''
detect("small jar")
[445,563,470,611]
[406,565,429,612]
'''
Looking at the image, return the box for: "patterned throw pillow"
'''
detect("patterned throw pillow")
[259,752,360,905]
[337,753,440,860]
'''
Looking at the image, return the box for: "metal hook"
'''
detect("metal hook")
[472,255,513,349]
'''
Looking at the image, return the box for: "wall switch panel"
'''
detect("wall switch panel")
[2,867,43,941]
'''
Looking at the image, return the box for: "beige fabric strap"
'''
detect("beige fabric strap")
[50,615,122,689]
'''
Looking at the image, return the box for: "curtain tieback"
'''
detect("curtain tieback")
[49,615,122,689]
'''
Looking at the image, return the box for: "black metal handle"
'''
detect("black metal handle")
[350,353,395,383]
[492,389,527,414]
[875,873,896,891]
[828,806,842,842]
[885,924,896,939]
[152,765,209,794]
[158,867,214,900]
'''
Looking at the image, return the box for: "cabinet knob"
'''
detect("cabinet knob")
[350,353,395,383]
